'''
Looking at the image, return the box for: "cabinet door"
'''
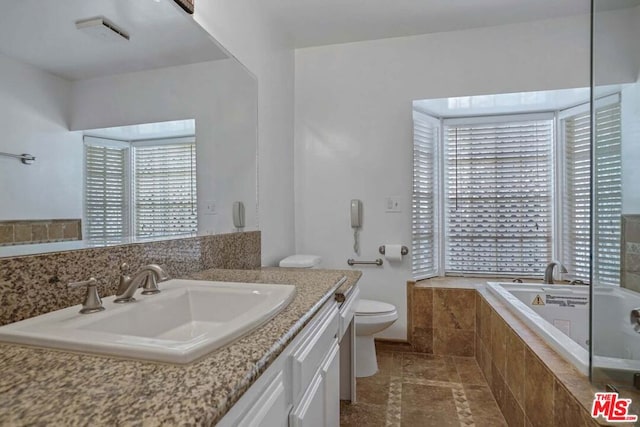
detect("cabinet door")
[322,342,340,427]
[237,372,287,427]
[289,374,324,427]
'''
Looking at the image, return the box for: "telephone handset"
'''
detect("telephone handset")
[351,199,362,228]
[351,199,362,255]
[233,201,245,230]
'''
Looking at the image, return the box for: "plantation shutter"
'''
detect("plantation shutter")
[444,116,554,276]
[84,142,128,240]
[412,111,439,279]
[593,102,622,285]
[133,143,197,237]
[562,97,621,285]
[562,110,591,281]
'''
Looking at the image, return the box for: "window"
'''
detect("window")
[412,97,622,282]
[84,141,129,240]
[84,137,197,240]
[444,116,553,276]
[412,111,439,279]
[561,96,622,285]
[133,144,197,237]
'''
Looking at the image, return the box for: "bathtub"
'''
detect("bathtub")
[487,282,640,382]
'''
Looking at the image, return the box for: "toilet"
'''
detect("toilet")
[279,254,398,378]
[355,299,398,377]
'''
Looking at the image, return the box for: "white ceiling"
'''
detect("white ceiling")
[415,88,589,118]
[0,0,228,80]
[259,0,637,48]
[414,86,627,118]
[84,119,196,141]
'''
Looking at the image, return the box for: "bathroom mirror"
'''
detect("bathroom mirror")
[0,0,258,257]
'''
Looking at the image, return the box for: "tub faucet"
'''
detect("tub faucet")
[543,261,567,284]
[114,263,169,303]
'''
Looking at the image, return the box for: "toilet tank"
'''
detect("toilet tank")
[279,255,321,268]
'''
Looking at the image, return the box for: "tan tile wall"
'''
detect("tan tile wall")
[476,289,600,426]
[407,282,476,356]
[622,214,640,292]
[0,231,260,326]
[408,279,605,426]
[0,219,81,246]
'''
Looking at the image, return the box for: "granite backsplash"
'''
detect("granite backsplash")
[0,231,260,326]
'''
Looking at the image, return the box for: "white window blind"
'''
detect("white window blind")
[84,143,129,240]
[562,110,591,281]
[412,112,439,279]
[444,117,554,276]
[593,102,622,285]
[562,99,621,285]
[133,143,197,237]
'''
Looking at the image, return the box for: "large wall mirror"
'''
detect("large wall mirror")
[0,0,258,257]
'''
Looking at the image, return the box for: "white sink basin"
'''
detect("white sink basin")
[0,279,296,364]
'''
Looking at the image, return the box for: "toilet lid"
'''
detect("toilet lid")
[279,255,321,268]
[356,299,396,315]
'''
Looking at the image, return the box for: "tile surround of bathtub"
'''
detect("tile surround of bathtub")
[475,288,601,426]
[622,215,640,292]
[0,231,260,326]
[408,278,604,426]
[0,219,82,246]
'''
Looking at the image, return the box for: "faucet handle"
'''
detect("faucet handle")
[141,273,161,295]
[68,278,105,314]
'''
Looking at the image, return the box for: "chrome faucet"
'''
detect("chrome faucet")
[114,263,169,303]
[543,261,567,284]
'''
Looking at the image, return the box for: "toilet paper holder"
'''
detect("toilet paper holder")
[379,245,408,256]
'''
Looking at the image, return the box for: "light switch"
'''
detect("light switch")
[203,200,217,215]
[385,196,402,213]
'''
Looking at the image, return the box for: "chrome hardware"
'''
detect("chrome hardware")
[543,262,568,284]
[630,308,640,333]
[378,245,409,256]
[347,258,383,266]
[0,151,36,165]
[114,263,169,303]
[68,278,105,314]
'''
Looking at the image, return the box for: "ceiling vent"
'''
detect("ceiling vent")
[75,17,130,42]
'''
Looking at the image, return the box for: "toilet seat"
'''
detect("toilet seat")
[356,299,396,316]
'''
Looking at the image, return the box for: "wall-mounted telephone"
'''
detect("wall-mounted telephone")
[351,199,362,255]
[351,199,362,228]
[233,201,245,230]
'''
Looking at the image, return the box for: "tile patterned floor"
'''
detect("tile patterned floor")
[340,348,507,427]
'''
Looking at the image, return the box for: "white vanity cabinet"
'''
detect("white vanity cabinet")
[218,284,359,427]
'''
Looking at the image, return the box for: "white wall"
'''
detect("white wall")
[621,81,640,214]
[194,2,296,265]
[619,7,640,214]
[70,59,258,235]
[294,12,637,340]
[0,52,82,221]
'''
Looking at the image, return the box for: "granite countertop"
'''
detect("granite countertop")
[0,268,361,426]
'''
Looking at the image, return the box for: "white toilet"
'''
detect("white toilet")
[355,299,398,377]
[278,254,398,378]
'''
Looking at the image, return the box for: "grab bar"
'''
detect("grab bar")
[347,258,383,266]
[0,152,36,165]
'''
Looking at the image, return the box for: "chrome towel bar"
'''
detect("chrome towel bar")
[347,258,383,266]
[0,152,36,165]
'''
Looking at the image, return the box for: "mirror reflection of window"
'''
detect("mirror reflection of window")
[83,120,197,241]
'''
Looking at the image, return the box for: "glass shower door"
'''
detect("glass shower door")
[591,0,640,412]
